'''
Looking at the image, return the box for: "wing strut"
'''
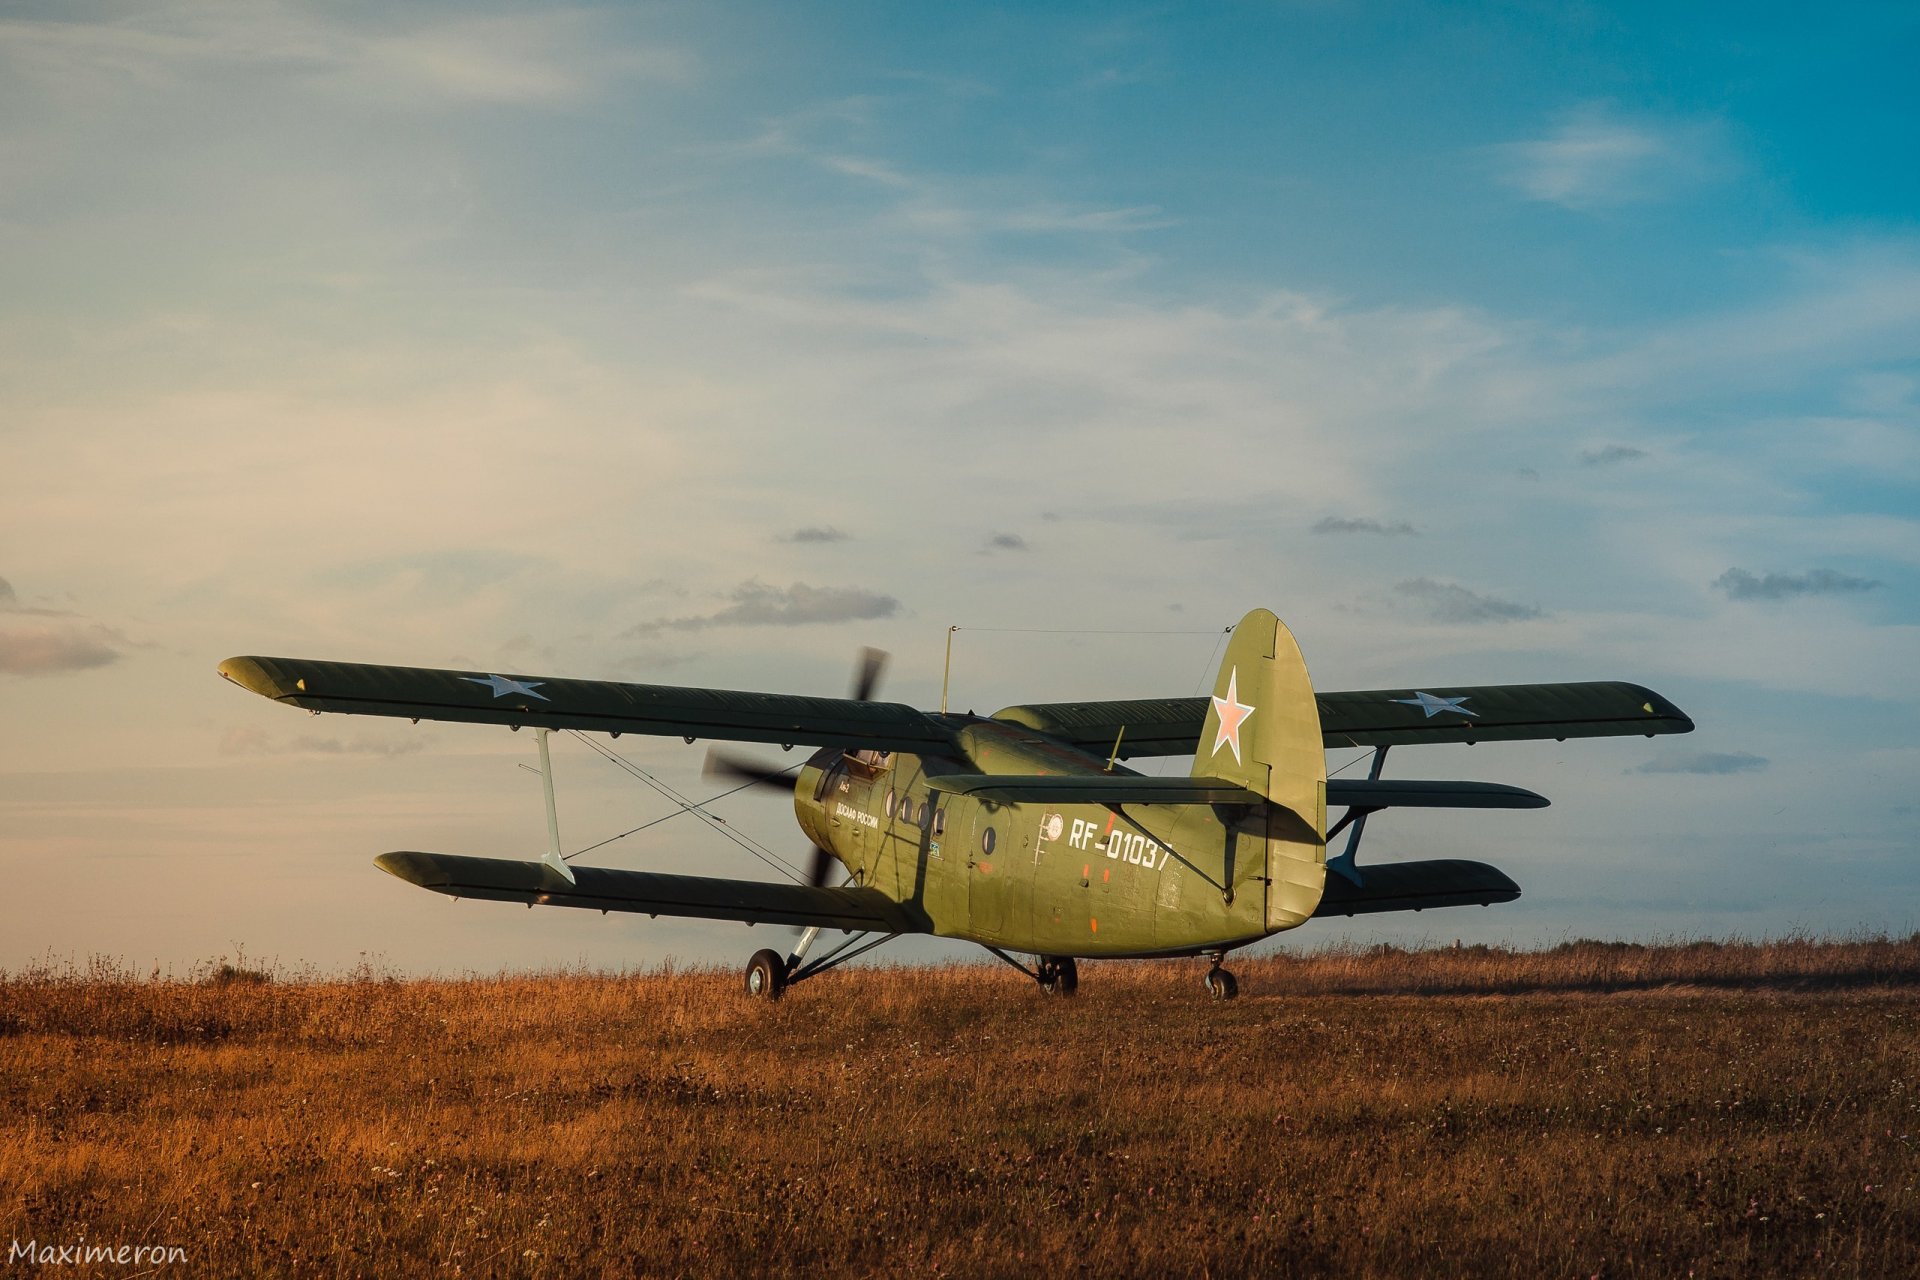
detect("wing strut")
[1325,745,1388,888]
[534,728,575,885]
[786,929,896,984]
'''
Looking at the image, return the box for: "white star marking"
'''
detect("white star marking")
[1209,667,1256,764]
[1390,691,1478,718]
[462,674,549,701]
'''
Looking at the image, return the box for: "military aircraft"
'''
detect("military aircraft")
[218,607,1692,1000]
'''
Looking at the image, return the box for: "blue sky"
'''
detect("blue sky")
[2,1,1915,975]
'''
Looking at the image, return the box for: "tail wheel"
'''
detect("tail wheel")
[1038,956,1079,996]
[745,949,788,1000]
[1204,966,1239,1001]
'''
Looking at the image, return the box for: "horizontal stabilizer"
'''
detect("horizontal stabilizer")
[374,851,932,934]
[1326,779,1548,810]
[1312,859,1521,917]
[924,773,1263,805]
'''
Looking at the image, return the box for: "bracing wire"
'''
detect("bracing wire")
[564,774,785,859]
[952,625,1232,636]
[1326,749,1379,779]
[1148,624,1237,778]
[563,731,806,884]
[1188,626,1235,696]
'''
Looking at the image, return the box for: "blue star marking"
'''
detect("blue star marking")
[1391,691,1478,719]
[463,674,549,701]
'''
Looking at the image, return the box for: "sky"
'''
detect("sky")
[2,0,1916,977]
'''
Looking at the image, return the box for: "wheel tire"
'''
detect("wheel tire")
[745,948,787,1000]
[1038,956,1079,996]
[1205,967,1239,1001]
[1054,957,1079,996]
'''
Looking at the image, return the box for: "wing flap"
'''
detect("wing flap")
[220,656,955,753]
[374,851,932,933]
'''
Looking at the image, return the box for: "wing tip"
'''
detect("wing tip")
[375,850,447,889]
[218,655,296,700]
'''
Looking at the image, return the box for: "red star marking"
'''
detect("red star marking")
[1210,667,1255,765]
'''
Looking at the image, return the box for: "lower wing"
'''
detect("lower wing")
[374,851,933,933]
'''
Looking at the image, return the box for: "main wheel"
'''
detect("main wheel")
[1204,967,1239,1001]
[745,948,788,1000]
[1039,956,1079,996]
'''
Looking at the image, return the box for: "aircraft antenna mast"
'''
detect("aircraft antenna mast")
[940,625,958,715]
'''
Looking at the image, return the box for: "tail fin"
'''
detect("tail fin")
[1195,608,1326,928]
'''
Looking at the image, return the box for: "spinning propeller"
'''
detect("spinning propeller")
[703,646,888,890]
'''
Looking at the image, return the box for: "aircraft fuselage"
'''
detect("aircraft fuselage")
[791,719,1324,957]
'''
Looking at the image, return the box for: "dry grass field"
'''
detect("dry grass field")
[3,937,1918,1278]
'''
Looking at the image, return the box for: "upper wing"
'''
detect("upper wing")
[218,656,956,753]
[376,851,933,933]
[993,680,1693,756]
[1314,682,1693,746]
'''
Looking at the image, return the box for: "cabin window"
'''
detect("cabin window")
[882,789,896,819]
[981,826,997,856]
[932,809,946,836]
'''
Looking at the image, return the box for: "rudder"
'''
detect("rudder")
[1194,608,1327,929]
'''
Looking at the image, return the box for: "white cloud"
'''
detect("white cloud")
[0,576,130,676]
[0,622,122,675]
[0,4,692,109]
[1494,107,1729,211]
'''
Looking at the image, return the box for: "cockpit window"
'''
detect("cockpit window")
[845,748,892,780]
[812,757,844,803]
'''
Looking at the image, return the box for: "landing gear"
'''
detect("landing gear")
[745,948,788,1000]
[1204,965,1239,1001]
[982,947,1081,995]
[742,932,899,999]
[1036,956,1079,996]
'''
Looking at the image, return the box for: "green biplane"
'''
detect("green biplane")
[218,608,1692,999]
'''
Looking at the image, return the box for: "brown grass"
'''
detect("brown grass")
[3,937,1918,1278]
